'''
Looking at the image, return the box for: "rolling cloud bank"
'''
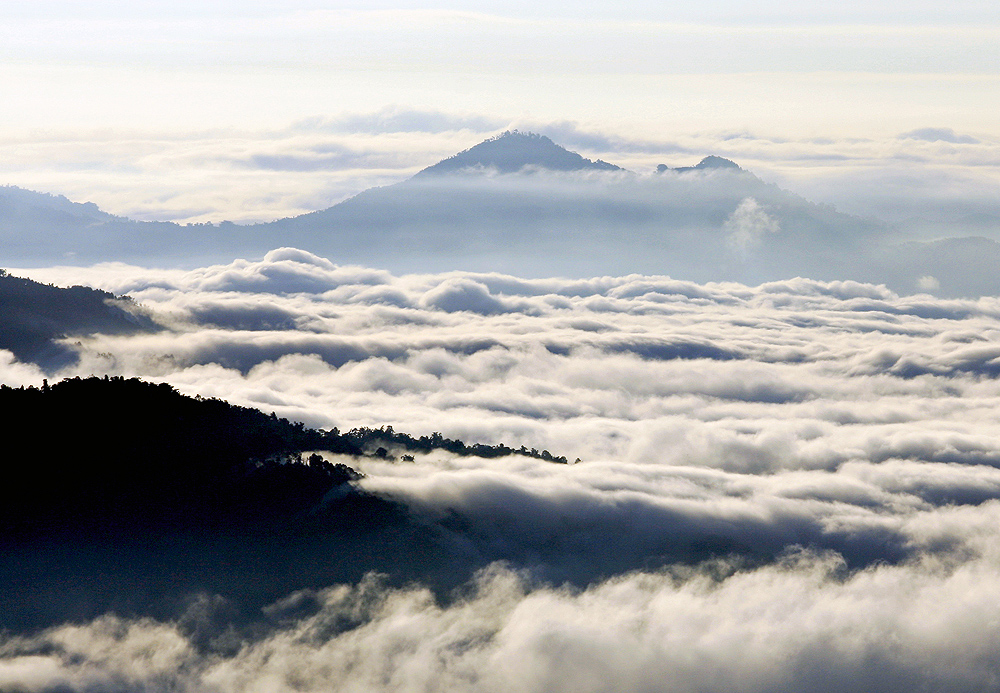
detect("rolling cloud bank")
[5,249,1000,691]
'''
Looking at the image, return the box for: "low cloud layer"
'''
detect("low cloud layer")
[17,249,1000,459]
[6,252,1000,690]
[6,548,1000,693]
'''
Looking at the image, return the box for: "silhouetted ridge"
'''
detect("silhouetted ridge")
[0,269,159,369]
[0,376,572,634]
[0,377,913,638]
[0,376,569,538]
[0,376,361,537]
[417,130,623,176]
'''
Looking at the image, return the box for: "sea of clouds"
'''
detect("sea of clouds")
[5,247,1000,691]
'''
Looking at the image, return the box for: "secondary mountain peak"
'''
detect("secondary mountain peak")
[657,156,742,174]
[416,130,624,176]
[695,155,740,170]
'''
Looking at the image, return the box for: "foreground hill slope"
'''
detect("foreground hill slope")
[0,376,573,633]
[1,375,569,540]
[0,375,904,639]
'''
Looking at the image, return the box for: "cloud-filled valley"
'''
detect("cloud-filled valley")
[5,248,1000,690]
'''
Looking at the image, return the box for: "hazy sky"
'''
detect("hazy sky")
[2,1,999,222]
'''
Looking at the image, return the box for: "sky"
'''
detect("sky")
[1,1,999,223]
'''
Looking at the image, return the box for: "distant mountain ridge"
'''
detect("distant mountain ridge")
[3,131,1000,296]
[266,140,887,282]
[0,185,117,225]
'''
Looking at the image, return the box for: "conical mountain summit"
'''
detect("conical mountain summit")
[417,130,623,176]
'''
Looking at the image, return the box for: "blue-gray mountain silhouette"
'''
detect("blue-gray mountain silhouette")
[2,132,999,295]
[260,143,884,282]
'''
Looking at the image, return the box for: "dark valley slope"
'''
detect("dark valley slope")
[1,376,912,643]
[0,376,568,637]
[0,269,159,369]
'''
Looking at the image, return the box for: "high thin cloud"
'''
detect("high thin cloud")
[289,107,507,136]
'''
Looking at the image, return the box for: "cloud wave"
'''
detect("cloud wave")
[6,252,1000,690]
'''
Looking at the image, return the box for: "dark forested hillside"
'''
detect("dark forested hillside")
[0,376,570,635]
[0,269,159,368]
[1,376,358,536]
[0,376,564,538]
[0,376,919,642]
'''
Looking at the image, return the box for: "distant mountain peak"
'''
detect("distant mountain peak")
[0,185,116,223]
[416,130,624,176]
[695,156,740,170]
[657,156,742,174]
